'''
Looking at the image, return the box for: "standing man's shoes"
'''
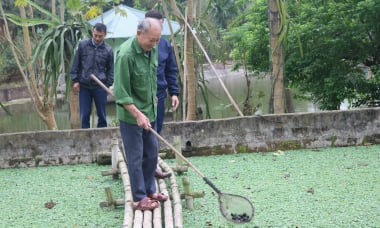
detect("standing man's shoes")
[155,169,172,179]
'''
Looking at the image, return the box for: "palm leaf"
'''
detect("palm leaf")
[5,14,59,27]
[25,0,60,23]
[0,102,12,116]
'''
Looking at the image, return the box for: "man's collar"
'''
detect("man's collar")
[91,38,103,47]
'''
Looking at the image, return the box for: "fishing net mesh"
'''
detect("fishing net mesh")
[218,193,254,223]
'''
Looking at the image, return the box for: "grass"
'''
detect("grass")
[0,145,379,227]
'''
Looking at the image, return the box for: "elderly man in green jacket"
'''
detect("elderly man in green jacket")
[113,18,168,211]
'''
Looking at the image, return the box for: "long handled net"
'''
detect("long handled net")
[152,130,255,224]
[90,74,255,223]
[219,193,254,223]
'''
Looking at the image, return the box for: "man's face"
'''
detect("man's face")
[137,27,161,52]
[92,29,106,45]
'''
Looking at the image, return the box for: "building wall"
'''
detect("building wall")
[0,108,379,168]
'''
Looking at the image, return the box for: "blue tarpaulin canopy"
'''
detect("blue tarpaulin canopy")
[89,4,181,39]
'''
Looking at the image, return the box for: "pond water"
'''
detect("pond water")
[196,73,318,119]
[0,74,321,134]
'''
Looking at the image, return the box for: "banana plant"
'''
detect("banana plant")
[2,0,91,129]
[32,22,92,98]
[7,0,92,98]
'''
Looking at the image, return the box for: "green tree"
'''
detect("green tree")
[226,0,294,114]
[285,0,379,110]
[225,0,379,111]
[207,0,242,29]
[0,0,22,84]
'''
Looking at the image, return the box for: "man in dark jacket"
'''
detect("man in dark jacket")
[145,10,180,134]
[145,10,180,179]
[70,23,114,128]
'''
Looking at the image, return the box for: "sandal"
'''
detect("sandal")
[148,193,168,202]
[133,197,160,210]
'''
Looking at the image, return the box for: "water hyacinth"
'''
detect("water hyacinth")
[0,145,379,227]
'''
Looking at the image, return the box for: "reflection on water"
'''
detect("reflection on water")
[196,74,318,119]
[0,101,117,133]
[1,76,317,133]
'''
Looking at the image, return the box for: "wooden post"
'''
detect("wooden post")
[111,138,118,169]
[170,166,189,173]
[179,192,205,199]
[99,199,124,208]
[100,138,120,177]
[104,187,115,210]
[111,138,119,179]
[173,136,185,175]
[174,136,182,164]
[182,176,194,209]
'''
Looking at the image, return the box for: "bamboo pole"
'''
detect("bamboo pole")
[151,180,162,228]
[117,148,134,227]
[133,210,143,227]
[152,202,162,228]
[158,158,183,228]
[142,210,152,228]
[183,19,244,116]
[182,8,188,121]
[158,178,173,228]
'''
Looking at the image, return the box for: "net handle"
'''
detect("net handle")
[151,129,223,194]
[90,74,253,223]
[91,74,222,193]
[150,129,205,176]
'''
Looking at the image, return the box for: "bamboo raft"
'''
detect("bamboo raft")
[102,138,184,228]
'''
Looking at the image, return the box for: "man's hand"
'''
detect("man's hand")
[171,95,179,111]
[73,82,80,92]
[136,112,151,130]
[124,104,151,130]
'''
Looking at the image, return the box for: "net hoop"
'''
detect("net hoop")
[218,193,255,224]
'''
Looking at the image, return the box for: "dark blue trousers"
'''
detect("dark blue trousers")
[156,96,166,134]
[79,87,108,128]
[119,120,158,202]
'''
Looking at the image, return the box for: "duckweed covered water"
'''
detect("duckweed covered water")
[0,145,379,227]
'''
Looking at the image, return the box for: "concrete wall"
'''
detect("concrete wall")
[0,108,379,168]
[0,86,30,102]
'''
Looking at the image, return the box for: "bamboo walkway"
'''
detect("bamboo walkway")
[107,139,183,228]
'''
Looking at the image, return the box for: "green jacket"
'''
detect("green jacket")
[114,36,158,124]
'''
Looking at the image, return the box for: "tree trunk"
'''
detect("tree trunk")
[269,0,285,114]
[51,0,56,15]
[69,87,81,129]
[59,0,80,128]
[59,0,64,21]
[18,4,58,129]
[185,1,197,121]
